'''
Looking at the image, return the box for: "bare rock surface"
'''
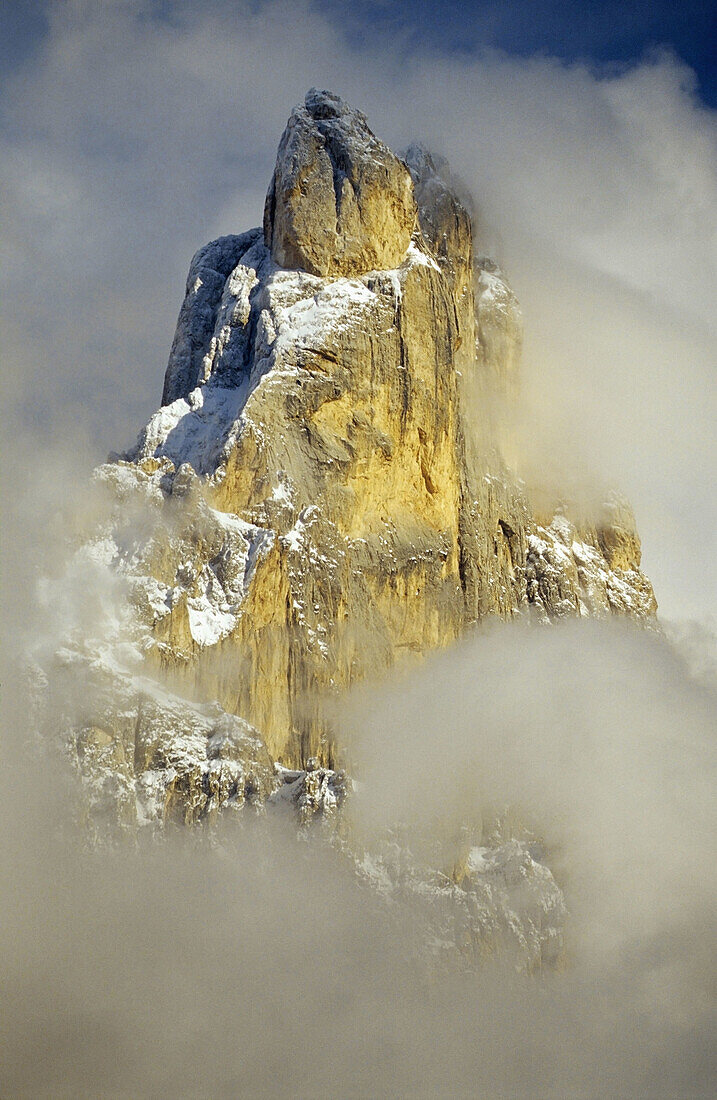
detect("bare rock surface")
[264,88,416,276]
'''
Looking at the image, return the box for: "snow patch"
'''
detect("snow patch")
[130,381,250,475]
[406,240,441,271]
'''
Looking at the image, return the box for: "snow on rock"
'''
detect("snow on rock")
[266,269,380,360]
[353,830,565,973]
[29,584,274,841]
[182,506,275,647]
[265,758,565,970]
[129,381,251,476]
[526,507,657,623]
[87,460,275,651]
[405,240,441,272]
[162,229,262,405]
[127,237,435,479]
[270,759,348,825]
[461,840,566,969]
[86,668,272,835]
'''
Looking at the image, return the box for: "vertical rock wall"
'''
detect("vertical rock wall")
[90,89,657,769]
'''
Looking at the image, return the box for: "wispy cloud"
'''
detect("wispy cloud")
[2,616,715,1098]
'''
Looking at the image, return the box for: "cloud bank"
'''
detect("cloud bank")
[2,616,715,1098]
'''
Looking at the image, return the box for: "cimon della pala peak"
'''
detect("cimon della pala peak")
[35,90,656,968]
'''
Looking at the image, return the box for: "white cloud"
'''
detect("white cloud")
[2,613,715,1098]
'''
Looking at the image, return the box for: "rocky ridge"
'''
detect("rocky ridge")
[34,90,657,970]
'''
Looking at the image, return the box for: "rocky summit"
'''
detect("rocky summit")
[264,88,417,278]
[34,90,657,969]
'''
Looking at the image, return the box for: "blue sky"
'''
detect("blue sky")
[3,0,716,104]
[322,0,717,105]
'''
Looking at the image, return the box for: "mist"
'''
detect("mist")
[1,1,716,1096]
[2,610,715,1097]
[2,468,715,1098]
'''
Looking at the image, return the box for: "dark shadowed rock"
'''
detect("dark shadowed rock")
[404,143,473,297]
[162,230,262,405]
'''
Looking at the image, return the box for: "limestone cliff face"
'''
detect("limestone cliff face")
[87,88,654,777]
[264,88,417,277]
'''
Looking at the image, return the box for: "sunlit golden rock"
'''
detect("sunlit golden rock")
[91,89,656,773]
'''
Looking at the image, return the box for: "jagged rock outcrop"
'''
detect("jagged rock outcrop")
[48,88,656,848]
[270,759,349,825]
[32,647,274,842]
[162,230,261,406]
[267,760,565,971]
[91,88,657,773]
[264,89,416,277]
[28,89,664,976]
[356,835,566,972]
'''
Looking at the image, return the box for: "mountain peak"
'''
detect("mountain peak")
[49,90,655,843]
[263,88,416,277]
[303,86,351,120]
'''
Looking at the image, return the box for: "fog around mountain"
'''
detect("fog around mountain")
[1,3,715,1097]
